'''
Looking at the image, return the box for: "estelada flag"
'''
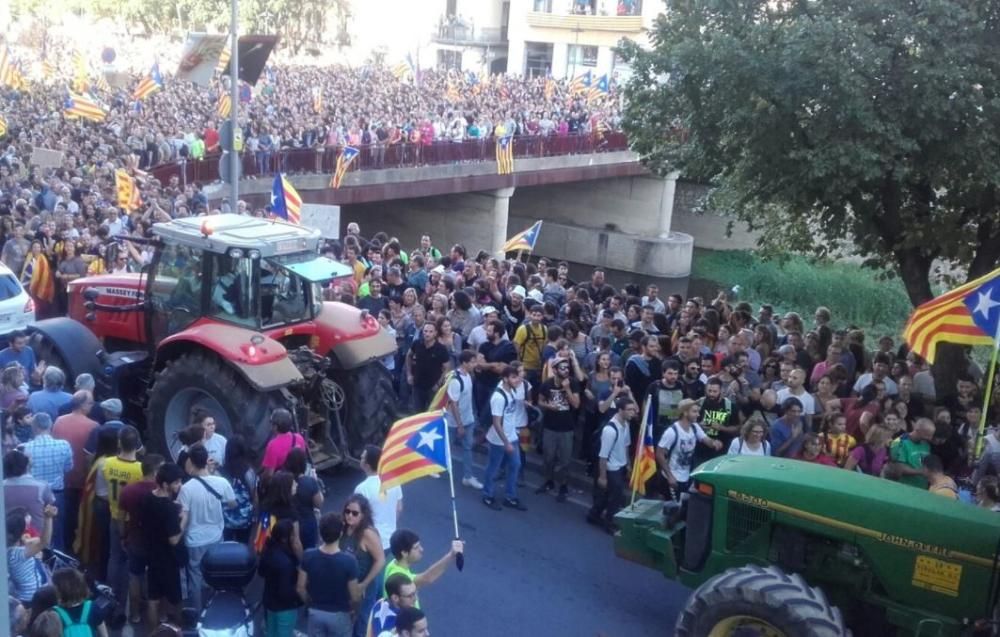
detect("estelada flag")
[23,254,55,304]
[378,411,449,494]
[629,397,658,496]
[903,265,1000,363]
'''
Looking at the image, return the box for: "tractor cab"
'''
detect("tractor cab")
[146,215,351,342]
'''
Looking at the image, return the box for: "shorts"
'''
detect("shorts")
[127,546,148,577]
[147,562,182,605]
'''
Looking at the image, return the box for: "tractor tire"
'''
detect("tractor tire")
[339,363,399,456]
[147,351,278,461]
[675,564,846,637]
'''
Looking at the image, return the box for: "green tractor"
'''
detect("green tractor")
[614,456,1000,636]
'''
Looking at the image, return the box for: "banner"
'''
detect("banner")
[177,33,228,87]
[231,35,279,86]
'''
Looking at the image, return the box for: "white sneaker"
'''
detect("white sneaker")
[463,476,484,489]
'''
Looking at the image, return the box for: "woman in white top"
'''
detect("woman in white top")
[727,418,771,456]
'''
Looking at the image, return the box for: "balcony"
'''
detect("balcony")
[433,18,508,47]
[525,12,643,32]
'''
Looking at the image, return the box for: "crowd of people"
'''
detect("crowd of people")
[2,33,1000,637]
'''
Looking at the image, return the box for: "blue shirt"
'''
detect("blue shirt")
[0,346,36,373]
[27,389,73,421]
[22,434,73,491]
[770,417,804,458]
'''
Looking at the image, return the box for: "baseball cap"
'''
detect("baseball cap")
[510,285,526,299]
[481,306,499,315]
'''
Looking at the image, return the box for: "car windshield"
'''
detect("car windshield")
[0,275,22,301]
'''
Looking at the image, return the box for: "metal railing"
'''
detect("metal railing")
[148,131,630,187]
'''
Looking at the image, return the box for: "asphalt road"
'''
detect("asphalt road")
[318,457,691,637]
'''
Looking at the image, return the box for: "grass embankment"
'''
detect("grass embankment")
[689,249,913,340]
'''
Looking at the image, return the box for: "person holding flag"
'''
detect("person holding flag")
[586,396,636,534]
[501,220,542,254]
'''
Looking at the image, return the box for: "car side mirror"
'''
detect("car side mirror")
[83,288,100,302]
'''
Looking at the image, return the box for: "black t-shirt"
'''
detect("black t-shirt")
[140,492,182,570]
[410,340,450,390]
[478,340,518,390]
[300,549,359,613]
[258,546,301,612]
[55,602,105,630]
[699,397,736,442]
[502,298,526,337]
[540,377,581,432]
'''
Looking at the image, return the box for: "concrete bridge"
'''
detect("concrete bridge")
[151,134,754,292]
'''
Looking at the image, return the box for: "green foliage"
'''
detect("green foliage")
[621,0,1000,307]
[691,249,912,338]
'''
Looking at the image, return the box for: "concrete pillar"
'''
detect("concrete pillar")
[658,171,681,238]
[491,187,516,254]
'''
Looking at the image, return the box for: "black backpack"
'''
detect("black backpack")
[592,421,620,460]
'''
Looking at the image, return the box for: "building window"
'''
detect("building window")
[615,0,642,16]
[524,41,554,78]
[567,45,598,76]
[533,0,553,12]
[437,49,463,71]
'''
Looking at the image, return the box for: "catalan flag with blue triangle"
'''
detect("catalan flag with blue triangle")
[570,70,591,95]
[133,62,163,101]
[331,146,359,189]
[587,73,609,101]
[501,221,542,253]
[495,135,514,175]
[630,397,658,496]
[270,173,302,224]
[377,411,449,495]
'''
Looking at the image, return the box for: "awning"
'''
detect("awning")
[267,255,352,283]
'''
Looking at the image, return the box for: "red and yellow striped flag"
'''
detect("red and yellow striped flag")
[902,266,1000,363]
[377,411,449,495]
[217,47,231,72]
[24,254,55,304]
[115,169,141,211]
[216,93,232,118]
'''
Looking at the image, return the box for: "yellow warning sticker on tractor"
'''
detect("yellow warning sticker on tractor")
[912,556,961,597]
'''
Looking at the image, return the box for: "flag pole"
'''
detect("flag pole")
[440,409,464,571]
[974,321,1000,458]
[628,397,651,509]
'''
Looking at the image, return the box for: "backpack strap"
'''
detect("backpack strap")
[666,423,681,457]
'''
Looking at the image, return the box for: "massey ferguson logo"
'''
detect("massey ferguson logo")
[99,287,144,300]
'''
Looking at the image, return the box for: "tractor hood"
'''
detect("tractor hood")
[694,456,1000,569]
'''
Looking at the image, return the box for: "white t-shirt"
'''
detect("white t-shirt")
[355,475,402,550]
[598,417,632,471]
[657,422,707,483]
[512,381,530,429]
[776,388,816,415]
[488,385,519,446]
[179,474,236,547]
[446,371,476,427]
[727,437,771,456]
[853,373,898,396]
[203,434,228,468]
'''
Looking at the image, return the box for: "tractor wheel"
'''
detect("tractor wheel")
[147,351,277,461]
[676,564,846,637]
[338,363,399,456]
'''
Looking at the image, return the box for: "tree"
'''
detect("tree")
[620,0,1000,389]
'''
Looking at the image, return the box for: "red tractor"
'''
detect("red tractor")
[29,214,399,469]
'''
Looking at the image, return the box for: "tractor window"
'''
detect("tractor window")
[150,244,204,338]
[261,261,309,328]
[208,253,257,328]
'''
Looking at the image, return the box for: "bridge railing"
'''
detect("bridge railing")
[148,132,630,187]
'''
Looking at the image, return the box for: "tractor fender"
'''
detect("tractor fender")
[313,302,397,369]
[28,317,104,381]
[156,322,303,392]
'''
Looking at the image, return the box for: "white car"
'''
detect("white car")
[0,262,35,336]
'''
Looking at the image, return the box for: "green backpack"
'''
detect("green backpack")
[53,600,93,637]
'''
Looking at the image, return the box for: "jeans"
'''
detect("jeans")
[542,429,575,487]
[353,578,379,637]
[482,442,520,502]
[61,488,81,553]
[450,423,476,480]
[108,522,128,612]
[186,543,211,609]
[307,608,352,637]
[266,608,299,637]
[91,496,110,580]
[411,385,433,413]
[589,468,626,523]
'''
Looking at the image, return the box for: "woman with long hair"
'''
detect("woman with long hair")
[77,427,119,580]
[753,324,774,360]
[258,519,302,637]
[283,447,324,550]
[563,320,591,362]
[339,494,385,637]
[253,471,303,559]
[0,364,28,411]
[843,424,892,476]
[220,435,258,543]
[436,316,462,367]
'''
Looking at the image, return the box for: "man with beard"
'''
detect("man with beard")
[476,319,518,425]
[696,378,739,465]
[680,359,705,400]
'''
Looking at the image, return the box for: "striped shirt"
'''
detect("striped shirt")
[21,434,73,491]
[7,546,48,602]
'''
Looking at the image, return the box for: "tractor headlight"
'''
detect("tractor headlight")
[228,248,244,259]
[247,249,261,259]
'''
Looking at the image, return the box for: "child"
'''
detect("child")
[6,504,57,604]
[820,412,856,467]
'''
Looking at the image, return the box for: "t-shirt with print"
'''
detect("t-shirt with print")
[656,384,685,429]
[539,378,581,432]
[657,422,708,483]
[103,456,143,521]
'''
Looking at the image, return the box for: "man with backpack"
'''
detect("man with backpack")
[447,351,483,489]
[586,397,637,534]
[655,399,723,500]
[513,305,548,395]
[178,444,237,609]
[481,366,528,511]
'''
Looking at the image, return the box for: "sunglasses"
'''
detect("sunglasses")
[344,509,361,517]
